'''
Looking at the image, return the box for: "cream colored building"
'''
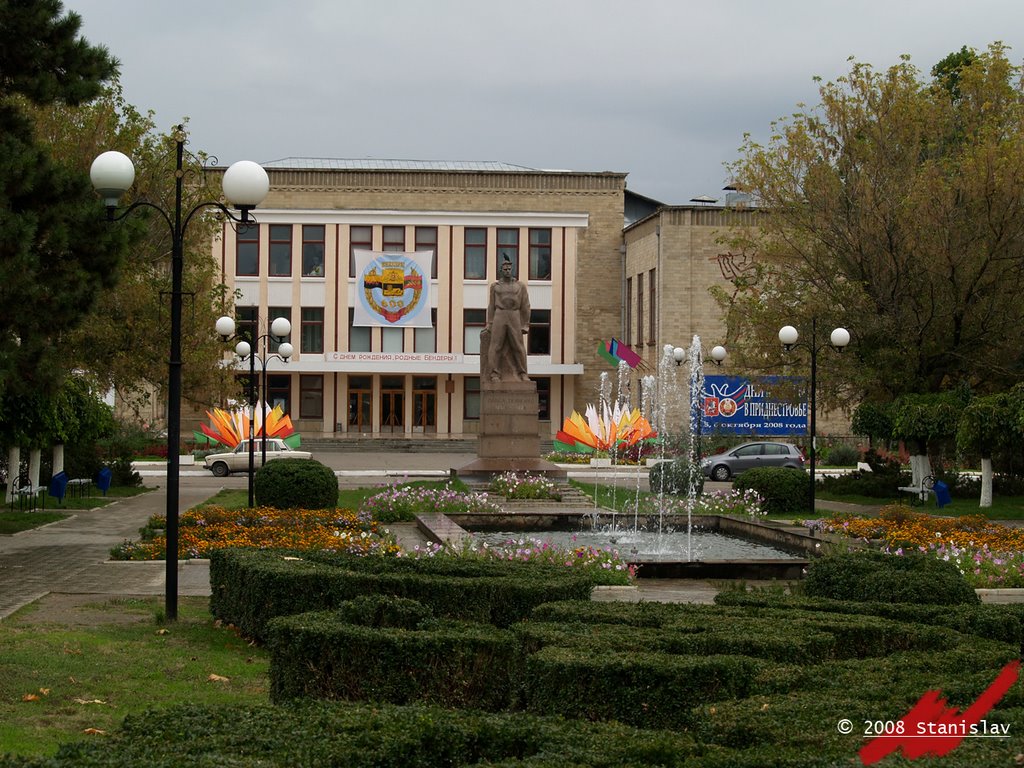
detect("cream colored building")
[209,160,627,438]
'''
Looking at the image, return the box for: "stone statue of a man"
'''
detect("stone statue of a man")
[482,256,530,382]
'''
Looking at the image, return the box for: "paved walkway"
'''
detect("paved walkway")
[1,452,1019,619]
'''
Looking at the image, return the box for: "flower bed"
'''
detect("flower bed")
[623,488,766,519]
[488,472,561,501]
[111,506,399,561]
[360,483,501,522]
[807,504,1024,587]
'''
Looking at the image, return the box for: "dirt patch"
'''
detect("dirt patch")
[10,593,168,628]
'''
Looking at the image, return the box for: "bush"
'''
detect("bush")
[802,550,980,605]
[818,469,903,498]
[254,459,338,510]
[822,443,859,467]
[649,459,704,496]
[732,467,810,516]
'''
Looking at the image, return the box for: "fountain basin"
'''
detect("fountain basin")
[418,511,817,580]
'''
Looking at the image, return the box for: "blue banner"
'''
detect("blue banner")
[701,375,807,436]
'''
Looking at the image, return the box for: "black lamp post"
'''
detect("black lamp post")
[215,315,293,507]
[90,128,269,621]
[672,343,726,464]
[778,319,850,514]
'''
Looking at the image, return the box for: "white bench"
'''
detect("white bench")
[12,485,45,511]
[898,475,935,505]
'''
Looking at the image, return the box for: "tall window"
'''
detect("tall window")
[382,327,404,352]
[349,225,372,277]
[464,377,481,420]
[236,224,259,276]
[299,375,324,419]
[301,307,324,354]
[528,309,550,355]
[267,375,290,414]
[302,225,325,277]
[268,307,291,354]
[636,272,644,348]
[464,309,487,353]
[236,306,257,344]
[532,377,550,420]
[464,228,487,279]
[648,268,656,344]
[625,278,633,346]
[382,225,405,252]
[269,225,292,277]
[415,226,438,279]
[415,308,437,352]
[349,308,370,352]
[528,228,552,280]
[497,228,519,278]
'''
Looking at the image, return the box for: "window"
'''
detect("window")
[497,228,519,278]
[302,225,325,277]
[636,272,644,348]
[236,224,259,276]
[301,307,324,354]
[532,377,550,420]
[528,309,550,355]
[267,375,290,414]
[415,226,438,279]
[625,278,633,346]
[464,377,481,420]
[299,375,324,419]
[236,306,257,344]
[464,308,487,354]
[648,268,656,344]
[349,308,370,352]
[268,307,291,354]
[349,225,372,277]
[464,228,487,279]
[269,225,291,277]
[529,229,552,280]
[382,225,405,252]
[382,327,404,352]
[415,308,437,352]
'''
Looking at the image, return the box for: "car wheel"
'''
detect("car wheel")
[711,465,731,481]
[210,462,230,478]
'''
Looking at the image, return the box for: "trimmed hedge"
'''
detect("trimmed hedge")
[253,458,338,510]
[802,549,981,605]
[732,467,811,515]
[269,608,521,709]
[209,547,595,641]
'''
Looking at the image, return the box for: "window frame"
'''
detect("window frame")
[235,224,259,276]
[464,227,487,280]
[349,225,372,278]
[302,224,325,278]
[463,308,487,354]
[528,228,552,280]
[299,374,324,419]
[496,228,519,278]
[269,224,292,277]
[415,226,438,279]
[301,307,324,354]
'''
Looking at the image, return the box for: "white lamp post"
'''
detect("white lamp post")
[778,319,850,513]
[92,128,269,621]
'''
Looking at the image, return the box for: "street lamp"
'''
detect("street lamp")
[671,343,726,464]
[778,319,850,513]
[91,128,269,621]
[215,315,293,507]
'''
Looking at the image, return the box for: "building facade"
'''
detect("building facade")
[209,161,627,438]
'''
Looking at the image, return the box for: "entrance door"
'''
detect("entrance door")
[380,376,405,433]
[347,376,372,433]
[412,376,436,433]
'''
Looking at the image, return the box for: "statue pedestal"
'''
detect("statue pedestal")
[457,381,565,478]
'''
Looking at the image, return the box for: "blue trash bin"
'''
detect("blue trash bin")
[49,471,69,503]
[934,480,952,509]
[96,466,113,496]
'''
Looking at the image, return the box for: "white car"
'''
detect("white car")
[203,438,313,477]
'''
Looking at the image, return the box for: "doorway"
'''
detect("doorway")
[380,376,405,433]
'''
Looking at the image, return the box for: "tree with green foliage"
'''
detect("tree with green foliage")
[956,385,1024,507]
[891,390,967,487]
[0,0,125,411]
[717,43,1024,412]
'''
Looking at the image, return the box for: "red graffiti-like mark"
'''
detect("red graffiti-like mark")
[859,660,1020,765]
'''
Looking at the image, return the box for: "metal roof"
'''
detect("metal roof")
[261,158,547,172]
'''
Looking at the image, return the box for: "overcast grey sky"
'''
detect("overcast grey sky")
[64,0,1024,204]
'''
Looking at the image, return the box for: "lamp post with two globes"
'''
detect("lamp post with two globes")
[215,315,293,507]
[90,129,270,620]
[778,319,850,514]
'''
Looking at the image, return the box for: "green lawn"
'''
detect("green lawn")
[0,596,268,756]
[815,490,1024,519]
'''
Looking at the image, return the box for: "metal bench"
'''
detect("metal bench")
[11,485,46,511]
[67,478,92,498]
[898,474,935,505]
